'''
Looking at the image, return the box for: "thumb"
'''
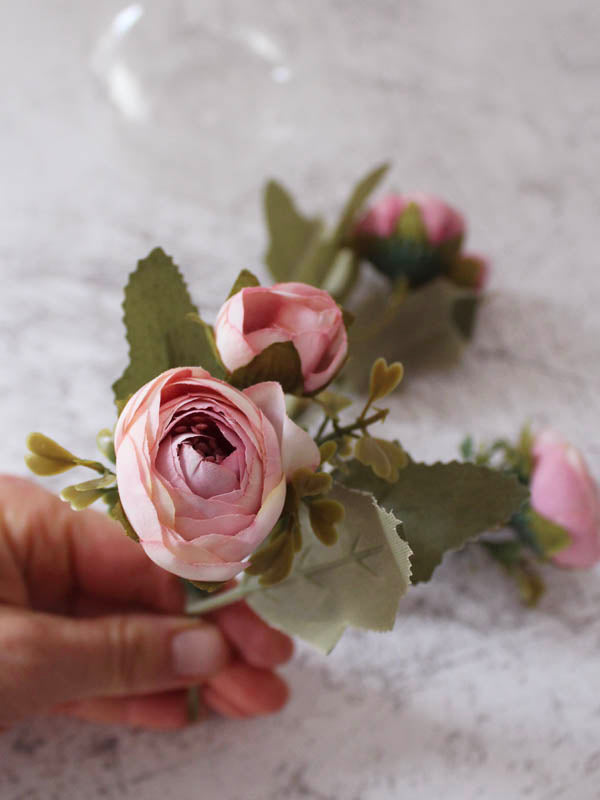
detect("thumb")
[0,607,230,725]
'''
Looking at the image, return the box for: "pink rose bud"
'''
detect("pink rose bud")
[114,367,320,582]
[531,430,600,568]
[355,192,465,245]
[215,282,348,394]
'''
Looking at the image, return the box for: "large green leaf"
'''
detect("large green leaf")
[246,483,412,653]
[341,277,480,391]
[112,248,225,412]
[263,181,324,283]
[264,165,388,290]
[331,162,389,246]
[337,459,528,583]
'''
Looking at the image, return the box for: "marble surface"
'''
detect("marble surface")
[2,1,600,798]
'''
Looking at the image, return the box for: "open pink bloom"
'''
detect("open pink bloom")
[531,430,600,568]
[215,282,348,394]
[114,367,320,582]
[355,192,465,245]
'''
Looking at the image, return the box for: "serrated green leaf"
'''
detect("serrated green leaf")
[246,483,411,653]
[341,278,480,392]
[112,248,226,413]
[108,498,139,542]
[229,341,303,393]
[263,180,324,283]
[336,459,529,583]
[227,269,260,298]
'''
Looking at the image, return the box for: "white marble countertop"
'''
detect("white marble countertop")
[1,1,600,798]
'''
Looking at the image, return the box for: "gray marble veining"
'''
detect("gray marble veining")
[1,1,599,798]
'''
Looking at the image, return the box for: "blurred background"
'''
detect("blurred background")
[1,2,599,798]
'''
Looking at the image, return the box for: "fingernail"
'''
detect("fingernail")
[171,626,228,678]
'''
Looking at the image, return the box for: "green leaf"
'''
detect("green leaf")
[25,432,106,476]
[229,341,303,393]
[460,435,474,461]
[61,485,106,510]
[59,472,116,510]
[112,248,226,414]
[517,507,571,558]
[71,474,117,491]
[481,539,523,568]
[395,203,428,243]
[336,459,529,583]
[189,580,225,593]
[263,180,324,283]
[341,278,480,392]
[60,472,118,510]
[308,497,345,545]
[313,390,353,419]
[332,163,390,245]
[303,164,390,289]
[108,498,139,542]
[184,314,228,379]
[96,428,116,463]
[227,269,260,298]
[319,441,338,464]
[354,436,392,480]
[246,483,412,653]
[292,468,333,498]
[25,433,79,476]
[368,357,404,402]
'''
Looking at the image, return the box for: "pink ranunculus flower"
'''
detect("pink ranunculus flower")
[355,192,465,245]
[531,430,600,568]
[114,367,320,582]
[214,282,348,394]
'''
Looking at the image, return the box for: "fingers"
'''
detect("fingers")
[204,662,289,719]
[0,607,230,726]
[54,657,292,728]
[0,477,184,614]
[210,602,294,669]
[55,690,193,730]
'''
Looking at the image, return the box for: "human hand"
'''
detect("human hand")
[0,476,293,730]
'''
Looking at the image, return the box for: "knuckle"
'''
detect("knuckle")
[102,615,145,693]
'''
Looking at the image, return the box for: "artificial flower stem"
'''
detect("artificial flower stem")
[317,408,388,446]
[315,414,330,443]
[187,582,260,614]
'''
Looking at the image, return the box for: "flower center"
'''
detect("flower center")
[172,414,235,464]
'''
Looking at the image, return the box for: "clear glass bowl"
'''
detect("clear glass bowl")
[91,0,399,209]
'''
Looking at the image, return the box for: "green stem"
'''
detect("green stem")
[187,582,261,614]
[318,408,388,445]
[315,414,330,442]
